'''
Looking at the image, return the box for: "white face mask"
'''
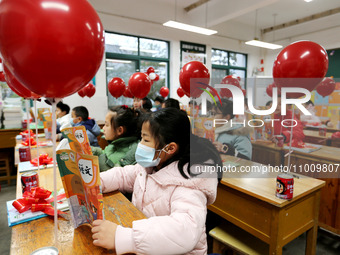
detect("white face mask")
[135,143,169,168]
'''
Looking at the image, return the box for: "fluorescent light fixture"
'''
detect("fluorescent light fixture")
[159,62,167,66]
[119,46,158,54]
[163,20,217,35]
[106,59,132,64]
[245,39,282,50]
[304,0,313,2]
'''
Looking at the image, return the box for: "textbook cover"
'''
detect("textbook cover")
[57,126,103,228]
[193,117,215,142]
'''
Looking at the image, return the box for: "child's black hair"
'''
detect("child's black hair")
[72,106,89,121]
[142,97,152,112]
[142,108,222,179]
[154,96,165,104]
[164,98,180,109]
[109,105,141,138]
[57,101,70,114]
[216,98,235,119]
[266,100,273,107]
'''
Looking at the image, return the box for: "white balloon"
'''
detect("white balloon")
[149,72,156,80]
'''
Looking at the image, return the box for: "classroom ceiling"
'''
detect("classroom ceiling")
[90,0,340,44]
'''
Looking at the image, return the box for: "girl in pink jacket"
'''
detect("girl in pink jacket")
[92,108,222,254]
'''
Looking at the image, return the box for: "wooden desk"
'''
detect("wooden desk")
[14,136,55,166]
[283,145,340,235]
[209,155,325,255]
[303,130,332,146]
[305,126,338,133]
[251,140,283,166]
[11,167,146,254]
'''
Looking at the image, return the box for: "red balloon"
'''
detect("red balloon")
[108,77,126,98]
[266,83,281,97]
[78,88,86,98]
[123,87,134,98]
[128,72,152,99]
[4,64,39,98]
[177,87,185,98]
[84,83,96,98]
[159,87,169,98]
[0,72,5,82]
[154,74,160,81]
[316,77,336,97]
[146,67,155,75]
[220,75,241,98]
[179,61,210,98]
[0,0,105,98]
[221,76,241,88]
[273,41,328,98]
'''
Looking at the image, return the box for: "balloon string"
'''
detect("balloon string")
[287,105,295,173]
[25,99,31,150]
[51,101,58,247]
[34,100,40,177]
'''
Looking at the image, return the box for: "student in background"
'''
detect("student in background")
[142,97,152,113]
[71,106,101,147]
[91,108,222,254]
[132,97,142,110]
[162,98,180,109]
[153,96,164,111]
[92,105,140,172]
[56,101,71,132]
[212,98,252,160]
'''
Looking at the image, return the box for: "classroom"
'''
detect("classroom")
[0,0,340,254]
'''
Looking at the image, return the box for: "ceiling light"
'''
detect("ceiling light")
[163,20,217,35]
[245,39,282,50]
[304,0,313,2]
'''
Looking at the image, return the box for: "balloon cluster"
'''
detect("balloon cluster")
[146,67,160,83]
[78,83,96,98]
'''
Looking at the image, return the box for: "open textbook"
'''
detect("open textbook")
[57,126,104,228]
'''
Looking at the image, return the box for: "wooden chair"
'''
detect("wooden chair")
[0,157,11,185]
[209,221,268,255]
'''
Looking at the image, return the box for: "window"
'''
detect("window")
[211,48,247,89]
[105,32,170,107]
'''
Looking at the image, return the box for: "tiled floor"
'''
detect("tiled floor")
[1,181,339,255]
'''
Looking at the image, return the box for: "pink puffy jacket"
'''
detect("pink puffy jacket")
[100,161,218,255]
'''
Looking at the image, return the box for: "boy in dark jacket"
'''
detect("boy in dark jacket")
[71,106,101,147]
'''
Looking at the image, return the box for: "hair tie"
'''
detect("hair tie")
[122,105,128,109]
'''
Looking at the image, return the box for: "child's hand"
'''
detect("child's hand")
[213,141,223,152]
[91,219,118,250]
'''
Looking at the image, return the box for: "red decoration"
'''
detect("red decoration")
[78,88,86,98]
[12,187,65,216]
[154,74,160,81]
[123,87,134,98]
[30,154,53,166]
[21,137,37,147]
[273,41,328,98]
[0,0,105,98]
[128,72,152,99]
[108,77,126,98]
[84,83,96,98]
[331,132,340,139]
[146,67,155,74]
[159,87,169,98]
[4,64,40,99]
[266,83,281,97]
[316,77,336,97]
[179,61,210,98]
[220,75,241,98]
[177,87,185,98]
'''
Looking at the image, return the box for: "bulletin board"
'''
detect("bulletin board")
[180,41,206,68]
